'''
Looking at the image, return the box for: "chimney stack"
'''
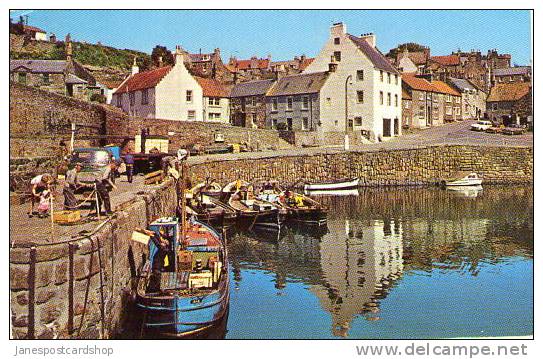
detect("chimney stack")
[331,22,346,37]
[65,33,73,62]
[175,45,184,64]
[360,32,376,48]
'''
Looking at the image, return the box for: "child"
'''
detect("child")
[37,189,51,218]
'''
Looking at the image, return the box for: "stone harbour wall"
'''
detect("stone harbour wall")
[188,145,533,187]
[9,179,177,339]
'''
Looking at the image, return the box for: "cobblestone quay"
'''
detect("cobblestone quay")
[188,145,533,187]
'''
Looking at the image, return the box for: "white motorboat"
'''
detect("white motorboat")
[443,172,482,186]
[303,178,360,191]
[304,189,359,197]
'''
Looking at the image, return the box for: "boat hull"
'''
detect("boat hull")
[304,178,360,191]
[287,208,327,226]
[445,179,483,186]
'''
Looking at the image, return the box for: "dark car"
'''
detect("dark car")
[69,147,112,184]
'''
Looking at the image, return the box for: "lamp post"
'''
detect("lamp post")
[344,74,353,150]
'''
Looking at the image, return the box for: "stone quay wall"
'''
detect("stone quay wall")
[188,145,533,187]
[9,180,177,339]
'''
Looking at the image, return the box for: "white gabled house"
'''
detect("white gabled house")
[303,23,402,141]
[112,46,204,121]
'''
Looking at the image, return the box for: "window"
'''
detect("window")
[446,95,452,103]
[208,112,221,120]
[208,97,220,106]
[357,91,364,103]
[395,74,398,85]
[302,117,309,130]
[354,117,362,126]
[302,96,309,110]
[186,90,193,103]
[387,73,391,84]
[380,91,384,105]
[116,94,122,107]
[419,92,424,101]
[334,51,341,62]
[18,72,27,85]
[380,70,384,82]
[42,73,50,84]
[356,70,364,81]
[395,94,398,107]
[455,107,461,116]
[492,103,498,110]
[446,106,452,115]
[241,98,246,111]
[188,110,196,120]
[272,98,278,112]
[271,118,278,129]
[251,97,257,106]
[287,97,293,110]
[129,92,135,107]
[405,101,410,109]
[326,97,332,107]
[142,89,148,104]
[334,37,340,45]
[387,93,391,106]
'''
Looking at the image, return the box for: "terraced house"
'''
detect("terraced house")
[301,22,402,142]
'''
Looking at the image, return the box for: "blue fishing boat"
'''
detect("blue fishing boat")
[135,217,229,338]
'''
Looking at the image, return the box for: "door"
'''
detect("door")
[287,118,293,131]
[383,118,391,137]
[394,118,399,136]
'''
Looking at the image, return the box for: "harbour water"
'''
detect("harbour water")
[224,185,533,339]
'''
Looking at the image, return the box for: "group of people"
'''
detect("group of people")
[28,160,118,218]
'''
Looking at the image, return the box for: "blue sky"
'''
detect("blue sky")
[10,10,532,65]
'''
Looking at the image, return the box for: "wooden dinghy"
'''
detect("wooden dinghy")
[303,177,360,191]
[186,183,238,227]
[135,217,229,338]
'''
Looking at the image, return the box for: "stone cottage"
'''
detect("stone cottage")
[448,78,487,120]
[486,82,532,126]
[230,79,276,128]
[265,72,330,131]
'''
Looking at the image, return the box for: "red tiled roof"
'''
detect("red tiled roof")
[23,25,46,33]
[231,58,270,71]
[114,66,172,94]
[194,77,230,98]
[299,58,314,71]
[487,83,531,102]
[402,88,412,100]
[432,81,461,96]
[430,55,460,66]
[401,74,435,92]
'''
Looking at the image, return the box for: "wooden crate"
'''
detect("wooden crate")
[144,170,164,185]
[53,210,81,224]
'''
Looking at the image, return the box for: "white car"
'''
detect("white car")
[470,120,493,131]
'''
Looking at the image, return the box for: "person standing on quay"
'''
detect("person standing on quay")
[94,161,117,216]
[28,173,53,217]
[63,163,90,209]
[124,153,135,183]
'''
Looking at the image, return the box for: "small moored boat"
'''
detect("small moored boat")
[304,178,360,191]
[186,184,238,227]
[442,172,482,187]
[135,217,229,338]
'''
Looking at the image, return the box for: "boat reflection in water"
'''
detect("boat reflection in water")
[227,186,533,339]
[445,184,483,198]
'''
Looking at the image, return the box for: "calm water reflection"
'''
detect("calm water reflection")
[226,186,533,339]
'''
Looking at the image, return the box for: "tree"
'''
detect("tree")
[386,43,428,59]
[151,45,175,68]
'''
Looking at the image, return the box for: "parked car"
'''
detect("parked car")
[502,125,526,135]
[470,120,493,132]
[485,127,503,134]
[69,147,113,184]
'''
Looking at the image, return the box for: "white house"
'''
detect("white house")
[302,23,402,141]
[195,77,231,123]
[112,46,204,121]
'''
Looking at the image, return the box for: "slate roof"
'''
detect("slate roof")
[430,55,460,66]
[115,66,172,94]
[10,60,68,73]
[65,73,87,84]
[487,83,531,102]
[448,78,477,92]
[493,66,531,77]
[347,34,400,74]
[194,77,230,98]
[230,79,276,98]
[267,72,329,96]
